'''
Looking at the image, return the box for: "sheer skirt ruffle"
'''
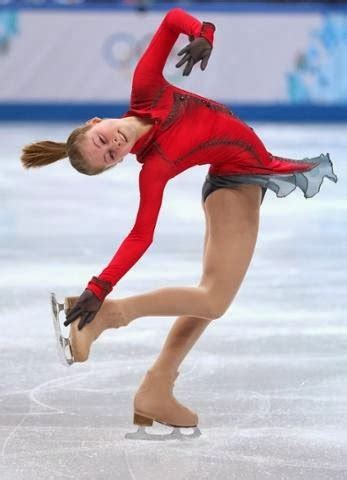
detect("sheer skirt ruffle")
[203,153,338,200]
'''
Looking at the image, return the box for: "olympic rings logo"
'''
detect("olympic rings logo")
[102,31,185,84]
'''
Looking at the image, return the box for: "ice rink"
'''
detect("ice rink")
[0,122,346,479]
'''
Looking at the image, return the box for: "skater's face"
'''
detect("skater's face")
[81,117,135,172]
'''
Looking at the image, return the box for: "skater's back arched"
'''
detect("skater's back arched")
[38,6,338,440]
[22,6,337,328]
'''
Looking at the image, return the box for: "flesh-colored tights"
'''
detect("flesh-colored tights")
[68,185,261,373]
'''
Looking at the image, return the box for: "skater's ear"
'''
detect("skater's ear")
[85,117,102,126]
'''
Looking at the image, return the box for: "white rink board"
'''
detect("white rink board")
[1,8,343,103]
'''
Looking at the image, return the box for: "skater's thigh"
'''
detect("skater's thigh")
[199,197,210,277]
[199,185,261,316]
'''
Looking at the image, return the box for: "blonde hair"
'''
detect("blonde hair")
[20,123,112,176]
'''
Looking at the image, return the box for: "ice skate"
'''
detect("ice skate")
[64,295,128,363]
[125,369,202,441]
[50,292,74,367]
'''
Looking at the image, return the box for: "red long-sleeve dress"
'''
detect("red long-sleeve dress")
[87,7,338,301]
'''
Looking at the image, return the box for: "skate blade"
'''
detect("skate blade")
[50,292,74,367]
[125,425,202,441]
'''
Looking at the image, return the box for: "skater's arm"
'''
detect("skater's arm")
[131,8,215,95]
[87,157,172,300]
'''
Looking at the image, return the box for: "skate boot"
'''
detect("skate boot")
[65,296,128,363]
[125,369,201,440]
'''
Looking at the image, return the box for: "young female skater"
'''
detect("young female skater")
[21,7,338,440]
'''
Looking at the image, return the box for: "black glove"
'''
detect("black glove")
[175,36,213,76]
[63,289,103,330]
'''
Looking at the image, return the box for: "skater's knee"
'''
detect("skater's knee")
[201,288,227,320]
[207,303,226,320]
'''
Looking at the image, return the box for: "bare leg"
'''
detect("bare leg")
[130,185,262,431]
[66,198,212,363]
[140,185,262,376]
[116,285,215,324]
[113,184,262,325]
[67,184,262,363]
[149,201,213,375]
[134,185,262,377]
[149,315,212,375]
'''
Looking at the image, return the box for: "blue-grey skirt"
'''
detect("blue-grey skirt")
[202,176,268,204]
[202,153,338,204]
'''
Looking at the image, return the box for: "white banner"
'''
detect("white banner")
[0,8,346,104]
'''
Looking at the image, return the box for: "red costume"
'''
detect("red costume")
[87,8,338,301]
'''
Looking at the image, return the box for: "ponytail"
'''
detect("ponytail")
[20,123,98,175]
[20,140,67,168]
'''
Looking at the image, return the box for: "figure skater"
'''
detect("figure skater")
[21,7,338,440]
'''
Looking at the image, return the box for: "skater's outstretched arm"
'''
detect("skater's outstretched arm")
[93,156,172,290]
[65,154,172,329]
[65,9,216,329]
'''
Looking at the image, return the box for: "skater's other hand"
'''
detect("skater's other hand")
[63,289,103,330]
[175,37,212,76]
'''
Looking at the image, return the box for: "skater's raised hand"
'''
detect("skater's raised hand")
[64,289,102,330]
[175,36,213,76]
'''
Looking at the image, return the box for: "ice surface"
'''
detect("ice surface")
[0,122,346,479]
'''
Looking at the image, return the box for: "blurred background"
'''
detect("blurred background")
[1,0,347,6]
[1,2,346,480]
[1,0,347,121]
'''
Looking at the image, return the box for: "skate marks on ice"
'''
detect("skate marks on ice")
[0,370,99,480]
[2,339,344,479]
[0,366,153,478]
[1,341,347,479]
[1,369,94,457]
